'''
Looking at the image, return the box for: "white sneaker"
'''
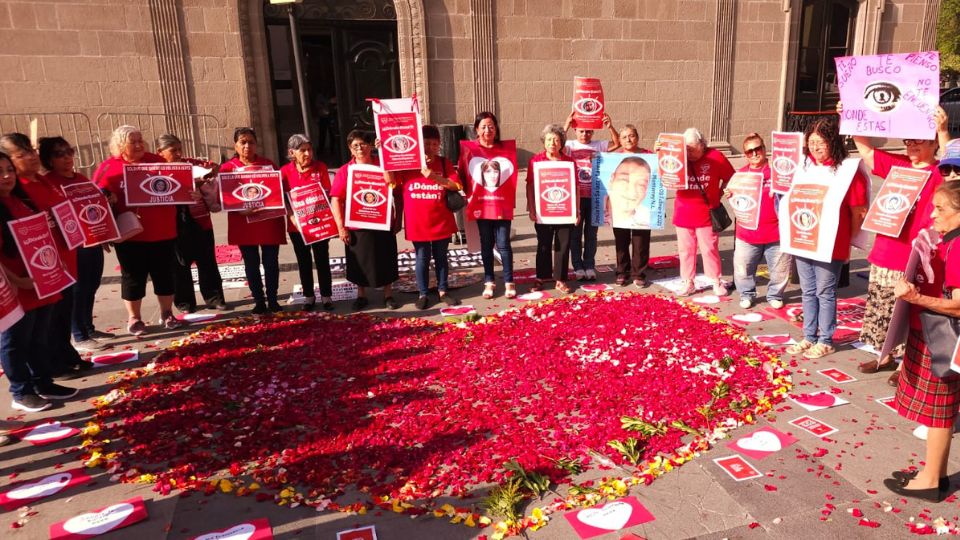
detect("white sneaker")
[739,298,753,309]
[574,269,585,281]
[769,298,784,309]
[585,269,597,280]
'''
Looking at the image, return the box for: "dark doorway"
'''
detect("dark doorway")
[791,0,859,112]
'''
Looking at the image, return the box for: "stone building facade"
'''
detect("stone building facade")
[0,0,944,169]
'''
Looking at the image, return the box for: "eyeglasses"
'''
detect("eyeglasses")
[350,143,369,150]
[744,145,765,156]
[940,164,960,176]
[52,147,76,159]
[903,139,922,146]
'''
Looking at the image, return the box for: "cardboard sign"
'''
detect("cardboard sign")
[563,496,654,539]
[532,161,577,224]
[60,182,121,247]
[191,518,273,540]
[50,496,148,539]
[770,131,804,194]
[123,163,194,206]
[789,415,839,438]
[7,212,75,299]
[344,163,392,231]
[656,133,688,190]
[876,396,898,412]
[51,201,85,249]
[571,76,605,130]
[818,368,857,384]
[91,349,140,367]
[726,426,798,460]
[218,171,284,212]
[836,51,941,140]
[0,269,24,333]
[289,183,338,244]
[862,166,931,237]
[0,468,92,511]
[779,158,861,262]
[713,455,763,481]
[461,140,518,220]
[726,171,764,230]
[16,420,80,446]
[591,152,666,230]
[372,97,426,172]
[336,525,377,540]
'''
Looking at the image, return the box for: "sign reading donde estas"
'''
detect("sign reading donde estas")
[123,163,194,206]
[289,183,338,244]
[571,77,605,130]
[372,96,426,172]
[836,51,940,140]
[726,171,764,231]
[862,166,931,237]
[532,161,577,224]
[218,171,285,212]
[460,139,518,220]
[345,164,393,231]
[770,131,804,194]
[7,212,75,299]
[60,182,121,247]
[778,158,862,262]
[656,133,688,190]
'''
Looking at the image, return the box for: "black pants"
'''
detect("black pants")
[52,286,83,371]
[240,245,280,304]
[115,240,176,300]
[174,228,224,310]
[534,223,573,281]
[613,227,651,280]
[290,231,332,298]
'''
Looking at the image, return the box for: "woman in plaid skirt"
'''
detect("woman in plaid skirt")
[885,181,960,502]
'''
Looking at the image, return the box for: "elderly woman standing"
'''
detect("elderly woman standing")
[784,119,869,359]
[672,128,735,296]
[330,130,399,310]
[280,134,334,311]
[526,124,577,293]
[94,126,181,334]
[155,134,227,314]
[609,124,654,287]
[220,127,286,314]
[883,181,960,502]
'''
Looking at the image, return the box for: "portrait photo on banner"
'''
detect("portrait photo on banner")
[590,152,666,230]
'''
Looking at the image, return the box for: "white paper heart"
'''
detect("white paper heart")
[518,291,548,301]
[693,295,720,304]
[180,313,218,323]
[195,523,256,540]
[736,431,782,453]
[23,421,74,443]
[63,502,134,535]
[577,500,632,531]
[8,472,72,500]
[468,156,515,192]
[732,312,763,323]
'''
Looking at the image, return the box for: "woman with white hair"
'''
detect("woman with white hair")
[94,125,181,335]
[672,127,735,296]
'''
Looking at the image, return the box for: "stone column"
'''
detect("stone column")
[708,0,736,151]
[920,0,942,51]
[470,0,497,114]
[395,0,431,122]
[147,0,195,146]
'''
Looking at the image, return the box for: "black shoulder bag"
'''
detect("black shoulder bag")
[439,157,467,212]
[695,179,732,233]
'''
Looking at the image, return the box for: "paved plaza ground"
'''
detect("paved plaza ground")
[2,155,956,539]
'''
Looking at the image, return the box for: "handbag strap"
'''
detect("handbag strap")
[693,177,715,208]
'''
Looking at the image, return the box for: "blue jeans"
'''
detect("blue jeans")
[414,239,450,295]
[733,239,791,302]
[570,198,597,271]
[72,246,103,341]
[795,257,843,346]
[239,245,280,304]
[1,305,55,399]
[476,219,513,283]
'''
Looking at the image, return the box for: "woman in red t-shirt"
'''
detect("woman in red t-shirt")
[0,152,78,413]
[94,125,181,335]
[884,181,960,502]
[525,123,577,294]
[280,134,334,311]
[785,119,869,359]
[220,127,286,315]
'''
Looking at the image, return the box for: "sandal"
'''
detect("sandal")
[556,281,571,294]
[482,282,495,299]
[505,283,517,299]
[785,339,814,355]
[803,343,836,359]
[530,280,544,292]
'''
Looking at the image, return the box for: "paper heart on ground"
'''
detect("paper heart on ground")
[517,291,551,301]
[753,334,796,346]
[192,518,273,540]
[439,305,477,317]
[791,391,849,412]
[177,313,219,323]
[19,421,80,445]
[692,295,723,304]
[578,501,633,530]
[91,350,140,367]
[581,283,612,292]
[0,469,92,510]
[737,430,782,453]
[51,497,147,539]
[730,312,771,324]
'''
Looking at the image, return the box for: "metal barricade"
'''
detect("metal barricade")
[96,113,227,163]
[0,112,101,173]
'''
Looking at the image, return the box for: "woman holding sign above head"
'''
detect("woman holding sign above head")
[525,124,577,294]
[280,134,334,312]
[220,127,286,315]
[330,130,400,311]
[784,118,869,360]
[842,104,953,379]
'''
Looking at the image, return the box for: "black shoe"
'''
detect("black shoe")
[440,294,461,306]
[176,303,196,314]
[251,302,268,315]
[415,296,429,310]
[36,383,79,400]
[209,301,232,311]
[883,477,946,502]
[268,301,283,313]
[891,470,950,491]
[385,297,400,310]
[11,394,51,413]
[90,330,116,339]
[301,300,316,312]
[75,360,94,371]
[352,297,369,311]
[322,301,335,311]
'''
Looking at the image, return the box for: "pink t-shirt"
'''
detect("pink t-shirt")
[735,163,779,245]
[672,148,735,229]
[396,157,459,242]
[564,140,607,198]
[867,150,943,272]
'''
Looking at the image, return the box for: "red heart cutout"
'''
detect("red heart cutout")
[92,351,138,365]
[793,393,836,407]
[755,334,792,345]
